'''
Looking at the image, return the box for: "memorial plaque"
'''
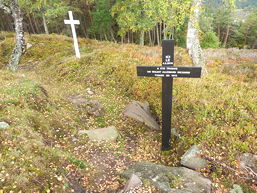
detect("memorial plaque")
[137,40,202,151]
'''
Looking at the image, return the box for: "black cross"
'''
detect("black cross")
[137,40,202,151]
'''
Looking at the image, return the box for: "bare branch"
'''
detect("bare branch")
[0,0,11,13]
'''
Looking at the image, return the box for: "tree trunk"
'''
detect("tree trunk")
[127,31,130,43]
[156,24,160,46]
[110,29,116,43]
[186,0,206,74]
[148,31,152,46]
[121,35,124,44]
[217,24,221,41]
[159,22,162,43]
[33,16,40,33]
[28,14,36,34]
[153,27,156,45]
[252,38,257,49]
[140,31,144,46]
[163,23,167,40]
[6,0,25,72]
[223,25,230,47]
[42,13,49,34]
[80,16,87,38]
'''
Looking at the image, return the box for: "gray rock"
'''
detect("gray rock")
[123,174,142,193]
[0,122,10,129]
[181,145,207,170]
[229,184,243,193]
[68,95,104,116]
[238,153,257,179]
[122,162,212,193]
[79,126,118,142]
[123,101,160,130]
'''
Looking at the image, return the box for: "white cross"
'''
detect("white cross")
[64,11,81,58]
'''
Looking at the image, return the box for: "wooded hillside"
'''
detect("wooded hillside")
[0,0,256,49]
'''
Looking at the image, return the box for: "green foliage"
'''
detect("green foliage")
[89,0,114,38]
[69,157,87,169]
[200,32,220,48]
[240,8,257,48]
[112,0,159,35]
[112,0,191,35]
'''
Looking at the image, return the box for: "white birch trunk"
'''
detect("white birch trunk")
[0,0,25,72]
[8,0,25,71]
[140,31,144,46]
[187,0,206,74]
[42,13,49,34]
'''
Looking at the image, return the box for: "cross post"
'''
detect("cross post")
[64,11,81,58]
[137,40,202,151]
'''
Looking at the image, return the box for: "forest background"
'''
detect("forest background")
[0,0,256,49]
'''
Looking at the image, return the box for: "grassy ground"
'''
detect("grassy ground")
[0,32,256,192]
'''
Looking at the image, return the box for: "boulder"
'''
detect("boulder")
[123,101,160,130]
[0,122,10,130]
[181,145,207,170]
[122,162,212,193]
[238,153,257,179]
[68,95,104,116]
[78,126,118,142]
[123,174,142,193]
[229,184,243,193]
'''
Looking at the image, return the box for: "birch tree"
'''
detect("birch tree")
[0,0,25,72]
[186,0,206,73]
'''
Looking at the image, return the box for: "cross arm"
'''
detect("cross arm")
[64,20,80,25]
[0,0,11,13]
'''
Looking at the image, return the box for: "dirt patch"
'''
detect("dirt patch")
[86,146,133,192]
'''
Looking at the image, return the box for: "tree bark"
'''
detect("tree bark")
[186,0,206,74]
[156,24,160,46]
[148,31,152,46]
[159,22,162,43]
[217,24,221,41]
[252,37,257,49]
[110,29,116,43]
[223,25,230,47]
[33,16,40,33]
[0,0,25,72]
[8,0,25,71]
[28,14,36,34]
[42,13,49,34]
[140,31,144,46]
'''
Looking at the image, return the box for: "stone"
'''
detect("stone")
[123,174,142,193]
[0,121,10,130]
[26,43,33,49]
[123,101,160,130]
[229,184,243,193]
[238,153,257,179]
[68,95,104,116]
[122,162,211,193]
[86,100,104,116]
[86,88,94,95]
[181,145,207,170]
[79,126,118,142]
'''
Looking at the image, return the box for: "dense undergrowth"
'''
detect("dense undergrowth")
[0,32,256,192]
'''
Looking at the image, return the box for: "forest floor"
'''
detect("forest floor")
[0,33,256,193]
